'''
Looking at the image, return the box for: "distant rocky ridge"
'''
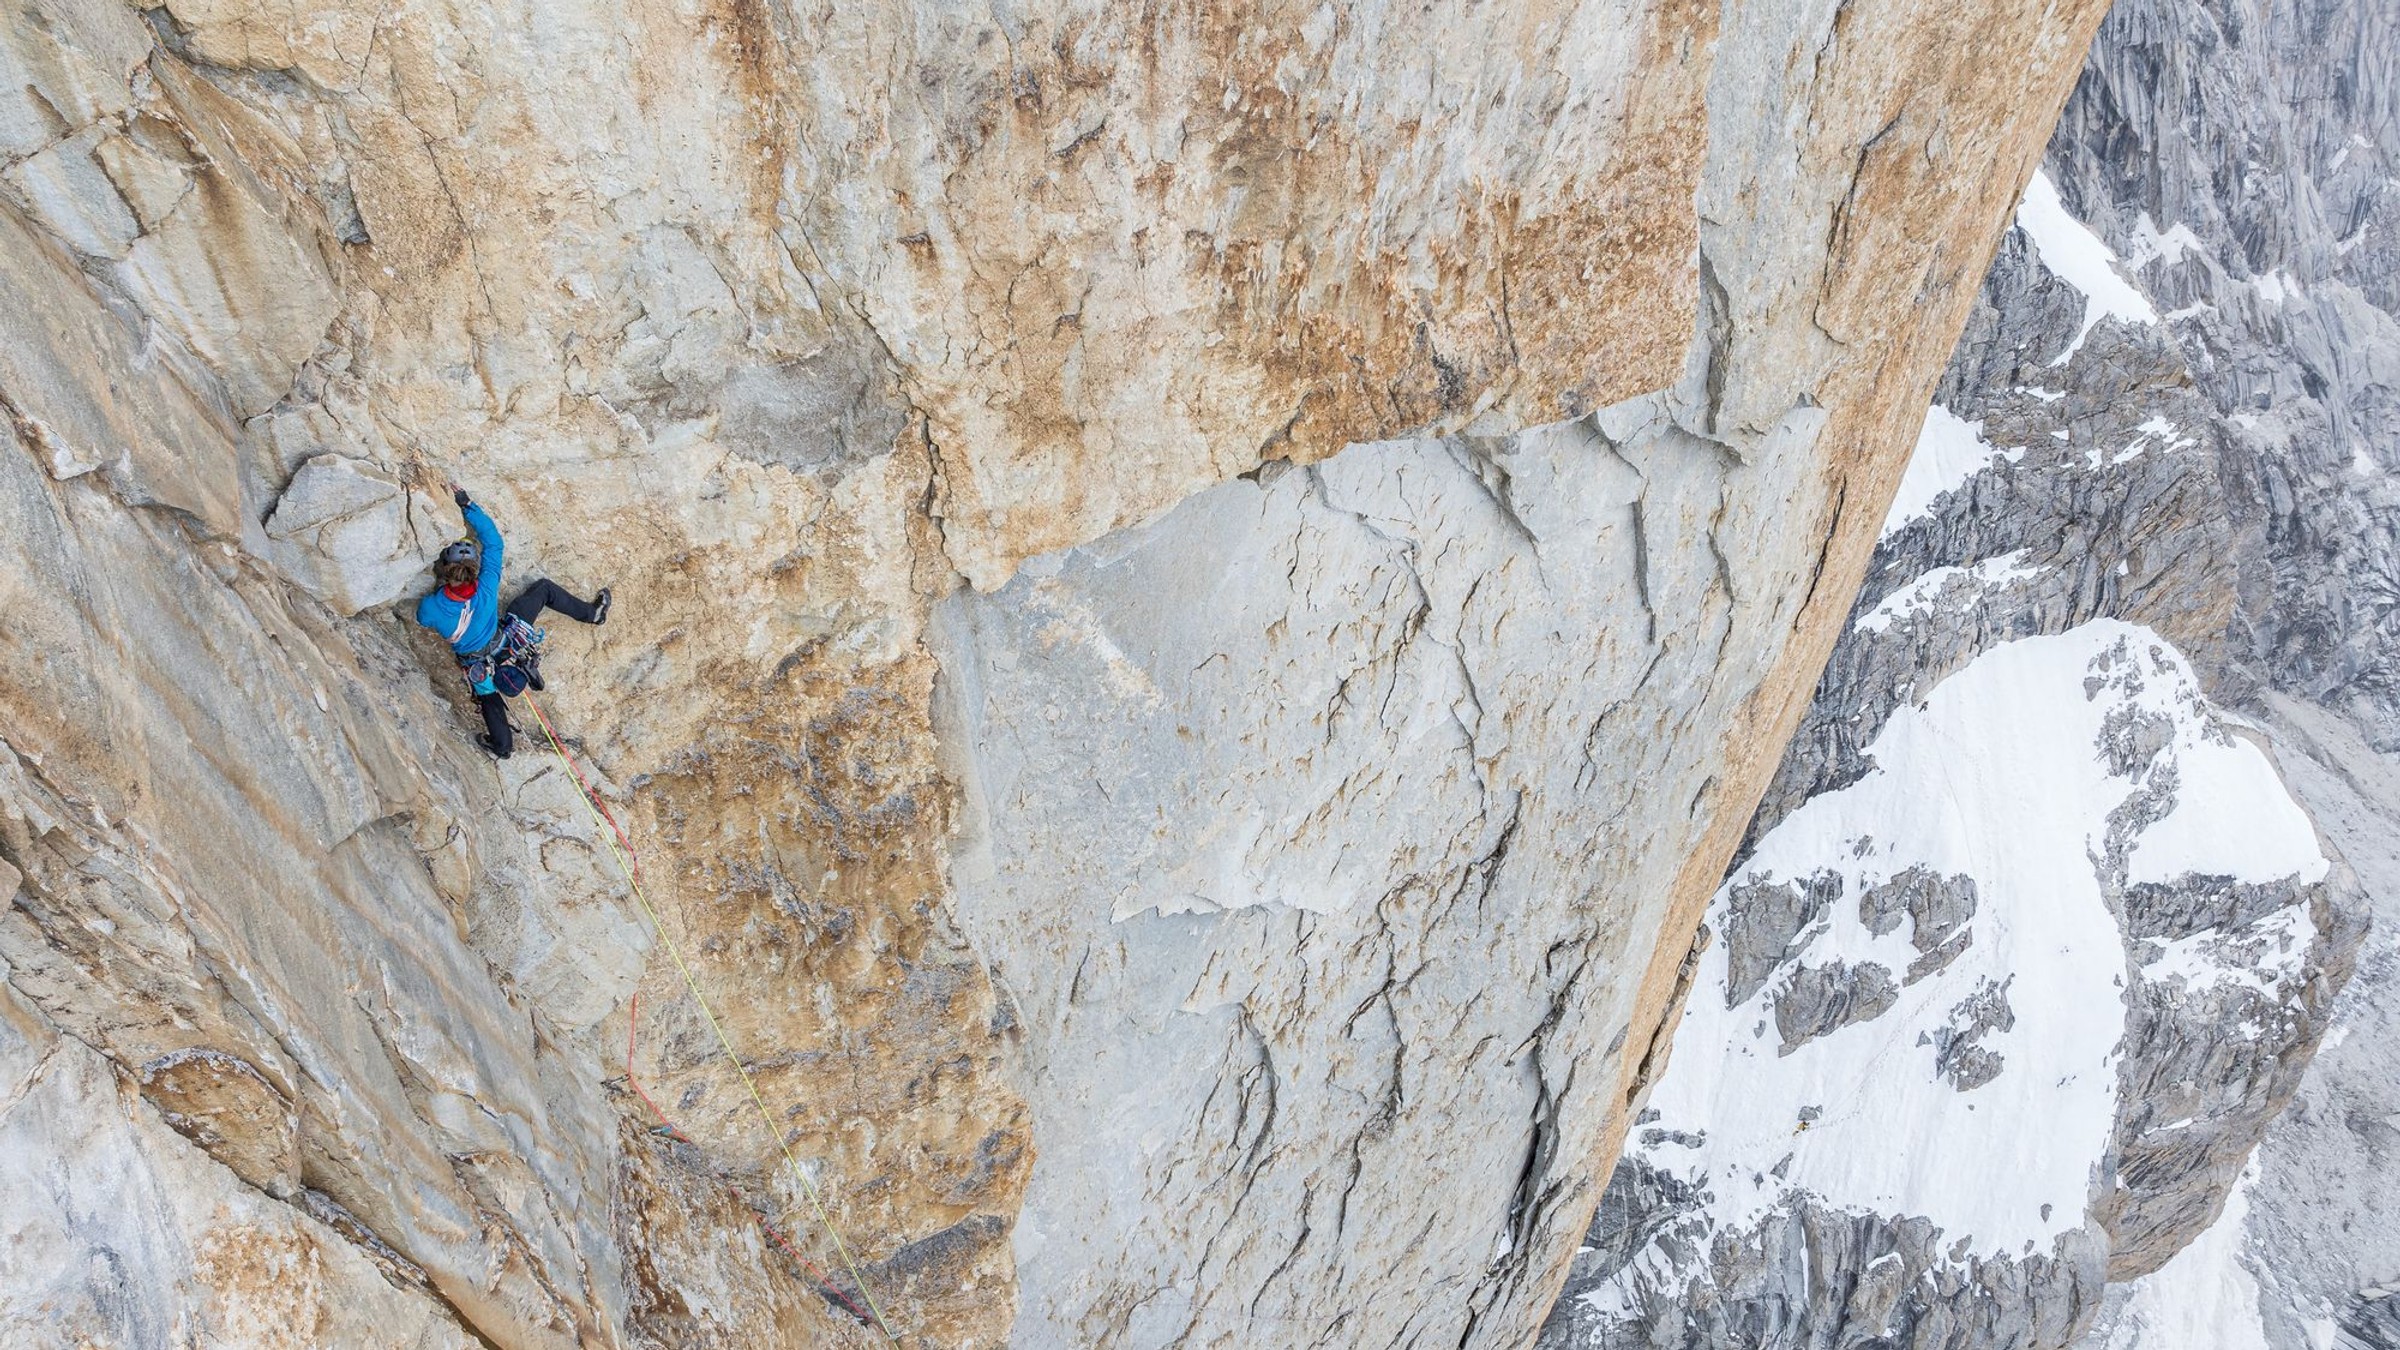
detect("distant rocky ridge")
[1542,0,2400,1344]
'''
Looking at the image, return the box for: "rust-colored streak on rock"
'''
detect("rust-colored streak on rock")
[866,0,1716,587]
[615,1120,882,1347]
[619,643,1030,1348]
[139,1050,302,1197]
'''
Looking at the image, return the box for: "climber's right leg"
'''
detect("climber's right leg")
[477,692,514,758]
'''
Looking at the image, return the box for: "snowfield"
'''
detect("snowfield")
[1613,620,2328,1283]
[1853,551,2042,634]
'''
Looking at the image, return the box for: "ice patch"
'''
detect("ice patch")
[1882,405,2023,536]
[2123,214,2206,271]
[1854,552,2042,635]
[2102,1160,2272,1350]
[2254,270,2303,306]
[2088,416,2197,469]
[1574,1274,1638,1322]
[2016,170,2159,364]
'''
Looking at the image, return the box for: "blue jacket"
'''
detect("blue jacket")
[415,503,505,654]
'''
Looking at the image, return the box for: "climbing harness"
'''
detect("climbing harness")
[461,615,544,697]
[524,694,899,1344]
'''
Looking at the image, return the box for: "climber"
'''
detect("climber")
[417,485,611,759]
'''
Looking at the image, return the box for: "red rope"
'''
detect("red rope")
[523,695,645,886]
[625,993,879,1330]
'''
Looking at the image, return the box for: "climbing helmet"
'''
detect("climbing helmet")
[439,538,480,568]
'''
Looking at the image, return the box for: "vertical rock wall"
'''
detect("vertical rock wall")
[0,0,2111,1344]
[929,0,2126,1339]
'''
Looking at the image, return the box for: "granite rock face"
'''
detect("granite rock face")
[0,988,480,1350]
[260,453,451,615]
[0,0,2112,1345]
[928,0,2137,1331]
[1542,0,2400,1344]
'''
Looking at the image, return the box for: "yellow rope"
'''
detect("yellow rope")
[524,694,900,1345]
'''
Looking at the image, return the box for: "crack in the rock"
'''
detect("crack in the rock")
[1629,497,1658,646]
[1447,437,1541,556]
[1799,478,1851,622]
[1250,1180,1317,1318]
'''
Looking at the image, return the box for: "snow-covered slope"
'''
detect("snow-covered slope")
[1648,620,2320,1257]
[1549,615,2343,1347]
[2047,0,2400,1341]
[1878,407,2025,538]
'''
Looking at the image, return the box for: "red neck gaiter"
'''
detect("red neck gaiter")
[444,582,478,602]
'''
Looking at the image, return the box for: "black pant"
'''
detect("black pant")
[477,578,599,756]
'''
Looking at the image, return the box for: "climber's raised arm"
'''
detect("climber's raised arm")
[417,486,506,654]
[456,486,504,589]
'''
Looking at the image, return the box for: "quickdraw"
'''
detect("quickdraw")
[460,614,545,696]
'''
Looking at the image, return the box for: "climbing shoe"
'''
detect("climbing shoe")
[476,733,510,760]
[591,587,612,626]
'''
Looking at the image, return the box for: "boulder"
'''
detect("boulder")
[261,454,446,616]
